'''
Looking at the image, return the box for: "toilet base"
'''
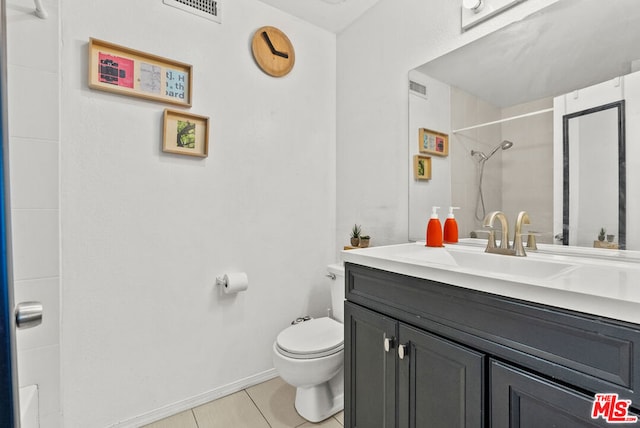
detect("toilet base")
[294,368,344,423]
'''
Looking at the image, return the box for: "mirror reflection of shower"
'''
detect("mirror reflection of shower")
[471,140,514,221]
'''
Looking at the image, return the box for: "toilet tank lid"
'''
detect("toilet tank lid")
[276,317,343,356]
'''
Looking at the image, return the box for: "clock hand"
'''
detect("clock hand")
[261,31,289,59]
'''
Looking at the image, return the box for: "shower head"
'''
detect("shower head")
[471,140,513,162]
[487,140,514,159]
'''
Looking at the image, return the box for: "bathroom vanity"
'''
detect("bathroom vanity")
[342,242,640,427]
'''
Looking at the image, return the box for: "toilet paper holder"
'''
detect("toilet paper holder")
[215,272,249,294]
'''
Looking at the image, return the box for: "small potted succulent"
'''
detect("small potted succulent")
[350,224,361,247]
[359,235,371,248]
[598,227,606,242]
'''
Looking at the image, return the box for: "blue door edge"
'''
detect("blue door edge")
[0,0,20,426]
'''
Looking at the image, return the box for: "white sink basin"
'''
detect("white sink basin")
[391,243,577,280]
[341,242,640,324]
[446,248,577,280]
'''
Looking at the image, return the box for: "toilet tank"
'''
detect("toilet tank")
[327,263,345,323]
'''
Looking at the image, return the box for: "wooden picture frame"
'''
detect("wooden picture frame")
[419,128,449,156]
[162,109,209,158]
[88,38,193,107]
[413,155,432,180]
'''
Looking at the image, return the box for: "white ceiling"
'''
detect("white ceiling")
[257,0,382,33]
[416,0,640,108]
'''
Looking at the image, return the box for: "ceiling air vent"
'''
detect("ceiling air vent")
[163,0,222,24]
[409,80,428,99]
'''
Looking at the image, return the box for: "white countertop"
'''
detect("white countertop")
[341,240,640,325]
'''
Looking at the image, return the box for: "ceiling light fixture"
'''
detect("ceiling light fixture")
[463,0,484,12]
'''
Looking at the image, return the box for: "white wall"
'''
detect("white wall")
[408,70,451,242]
[56,0,336,426]
[336,0,560,247]
[624,71,640,250]
[7,0,61,426]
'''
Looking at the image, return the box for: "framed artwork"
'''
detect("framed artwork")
[419,128,449,156]
[88,38,193,107]
[162,109,209,158]
[413,155,432,180]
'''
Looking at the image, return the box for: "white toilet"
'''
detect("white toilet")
[272,263,345,423]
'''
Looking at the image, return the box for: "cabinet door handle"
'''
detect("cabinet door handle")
[383,336,396,352]
[398,343,408,360]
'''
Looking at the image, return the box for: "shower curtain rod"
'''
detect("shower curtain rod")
[451,107,553,134]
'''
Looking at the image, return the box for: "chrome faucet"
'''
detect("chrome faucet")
[482,211,513,254]
[513,211,530,257]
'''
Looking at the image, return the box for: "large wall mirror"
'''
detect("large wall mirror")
[408,0,640,250]
[563,101,626,249]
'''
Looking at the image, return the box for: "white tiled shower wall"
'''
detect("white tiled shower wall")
[6,0,61,426]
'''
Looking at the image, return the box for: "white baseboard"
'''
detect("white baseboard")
[109,368,278,428]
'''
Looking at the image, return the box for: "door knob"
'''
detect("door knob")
[15,301,43,329]
[398,344,408,360]
[383,336,396,352]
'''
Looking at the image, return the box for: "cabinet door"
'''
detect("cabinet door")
[345,302,398,428]
[398,324,484,428]
[491,360,631,427]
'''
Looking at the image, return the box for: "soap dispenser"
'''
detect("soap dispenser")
[444,207,460,244]
[426,206,443,247]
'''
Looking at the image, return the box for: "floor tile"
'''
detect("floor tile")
[193,390,270,428]
[334,411,344,425]
[143,410,198,428]
[297,417,343,428]
[246,377,306,428]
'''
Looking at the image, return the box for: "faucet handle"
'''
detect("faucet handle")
[515,231,541,250]
[482,228,497,252]
[525,231,541,250]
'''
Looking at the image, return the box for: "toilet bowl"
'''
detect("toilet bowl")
[272,264,345,423]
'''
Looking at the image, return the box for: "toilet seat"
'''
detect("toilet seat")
[276,317,344,360]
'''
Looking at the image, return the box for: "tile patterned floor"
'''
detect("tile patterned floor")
[143,377,344,428]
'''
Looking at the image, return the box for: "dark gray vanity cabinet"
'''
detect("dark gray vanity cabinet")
[344,302,396,428]
[490,361,609,428]
[345,302,484,428]
[344,262,640,427]
[397,322,484,427]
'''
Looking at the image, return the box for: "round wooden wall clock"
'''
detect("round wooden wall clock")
[251,26,295,77]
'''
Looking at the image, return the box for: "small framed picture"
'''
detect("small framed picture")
[162,109,209,158]
[419,128,449,156]
[413,155,432,180]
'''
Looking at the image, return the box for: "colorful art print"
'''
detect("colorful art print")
[140,63,162,94]
[418,128,449,157]
[88,38,193,107]
[176,119,196,148]
[422,133,436,152]
[165,69,188,101]
[413,155,432,180]
[162,109,209,158]
[98,53,134,88]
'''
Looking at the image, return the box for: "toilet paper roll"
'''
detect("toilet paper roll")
[222,272,249,294]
